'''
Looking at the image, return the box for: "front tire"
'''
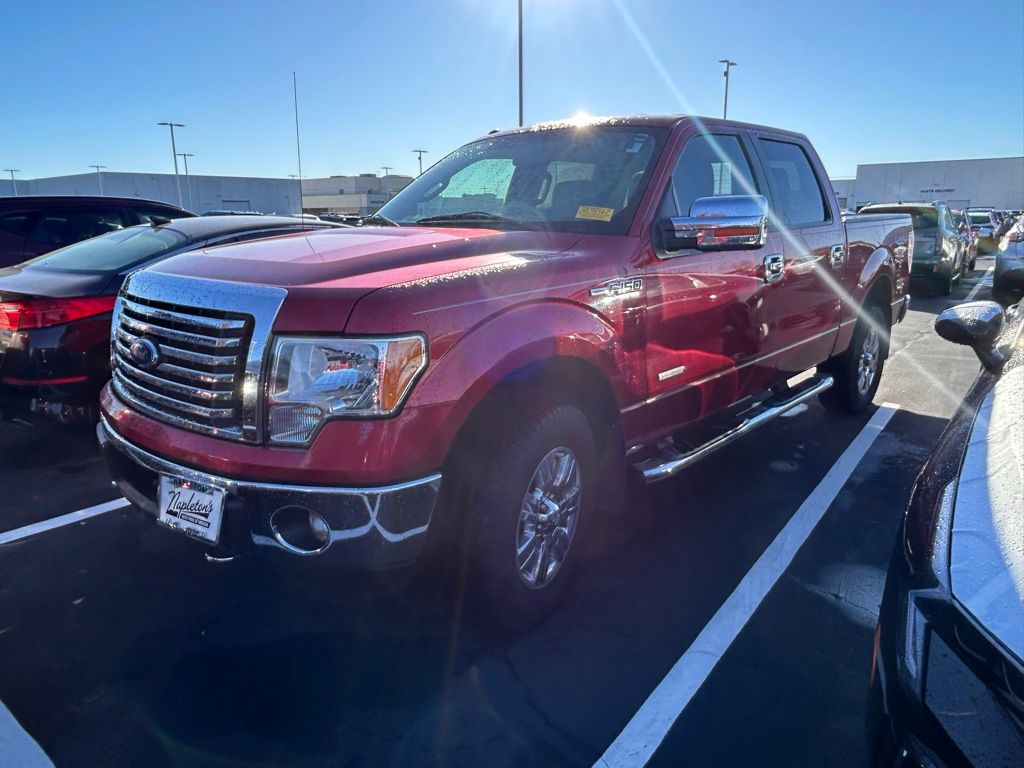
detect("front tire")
[463,404,597,632]
[819,304,889,415]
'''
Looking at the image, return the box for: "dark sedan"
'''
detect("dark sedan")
[868,299,1024,766]
[0,195,193,268]
[0,215,343,423]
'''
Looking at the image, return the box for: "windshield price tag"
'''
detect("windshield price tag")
[576,205,614,222]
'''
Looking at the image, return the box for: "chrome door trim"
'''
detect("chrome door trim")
[830,244,845,268]
[621,324,840,413]
[763,253,785,284]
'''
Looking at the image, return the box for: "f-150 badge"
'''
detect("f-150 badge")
[590,277,644,298]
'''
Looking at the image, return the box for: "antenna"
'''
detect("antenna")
[293,71,305,226]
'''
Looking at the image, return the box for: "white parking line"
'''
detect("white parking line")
[965,266,995,302]
[0,699,53,767]
[595,403,899,767]
[0,498,127,546]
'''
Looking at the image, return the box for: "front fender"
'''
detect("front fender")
[408,299,638,418]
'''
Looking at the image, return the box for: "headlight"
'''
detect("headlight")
[266,334,427,444]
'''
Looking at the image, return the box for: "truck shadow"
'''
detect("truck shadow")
[27,403,953,767]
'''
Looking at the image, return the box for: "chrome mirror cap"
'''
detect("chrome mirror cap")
[670,194,769,251]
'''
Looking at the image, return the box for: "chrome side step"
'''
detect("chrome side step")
[635,374,834,483]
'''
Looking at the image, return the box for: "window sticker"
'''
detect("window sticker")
[576,205,614,222]
[625,133,649,153]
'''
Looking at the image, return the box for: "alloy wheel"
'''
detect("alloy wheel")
[857,327,881,396]
[515,446,582,589]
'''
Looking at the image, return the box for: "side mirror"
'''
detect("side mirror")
[935,301,1006,371]
[670,195,768,251]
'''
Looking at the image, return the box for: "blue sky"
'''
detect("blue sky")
[3,0,1022,181]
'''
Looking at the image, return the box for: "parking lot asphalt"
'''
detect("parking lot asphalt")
[0,261,993,768]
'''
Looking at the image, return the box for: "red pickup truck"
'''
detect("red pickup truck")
[98,116,911,628]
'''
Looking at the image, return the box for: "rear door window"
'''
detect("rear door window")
[29,209,127,246]
[758,139,829,226]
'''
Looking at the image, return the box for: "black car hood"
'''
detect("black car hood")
[0,265,120,300]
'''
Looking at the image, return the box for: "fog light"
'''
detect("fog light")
[270,505,331,554]
[269,404,322,444]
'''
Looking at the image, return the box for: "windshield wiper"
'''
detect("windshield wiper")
[414,211,528,228]
[361,213,398,227]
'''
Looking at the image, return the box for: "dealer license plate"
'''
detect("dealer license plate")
[157,475,225,545]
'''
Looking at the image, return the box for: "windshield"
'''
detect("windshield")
[969,212,992,225]
[22,225,189,273]
[377,126,668,235]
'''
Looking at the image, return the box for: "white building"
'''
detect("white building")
[0,171,414,217]
[831,157,1024,212]
[0,171,301,214]
[300,174,414,215]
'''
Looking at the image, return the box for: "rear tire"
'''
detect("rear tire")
[462,404,597,633]
[819,304,889,415]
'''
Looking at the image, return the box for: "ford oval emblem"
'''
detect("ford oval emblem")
[128,337,161,369]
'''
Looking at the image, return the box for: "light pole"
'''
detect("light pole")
[412,149,428,176]
[287,174,301,214]
[157,121,185,207]
[381,166,393,177]
[89,164,106,195]
[4,169,20,196]
[718,59,736,119]
[177,153,195,210]
[518,0,524,126]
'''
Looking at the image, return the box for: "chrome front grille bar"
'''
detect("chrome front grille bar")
[111,271,288,443]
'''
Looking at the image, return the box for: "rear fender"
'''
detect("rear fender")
[833,249,896,356]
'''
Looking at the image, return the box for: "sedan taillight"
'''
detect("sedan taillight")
[0,296,116,331]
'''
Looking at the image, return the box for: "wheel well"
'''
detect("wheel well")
[442,356,626,510]
[865,275,892,316]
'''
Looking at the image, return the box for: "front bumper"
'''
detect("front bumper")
[97,417,442,568]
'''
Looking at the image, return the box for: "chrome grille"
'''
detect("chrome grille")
[112,294,253,440]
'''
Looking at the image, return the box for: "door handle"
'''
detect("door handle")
[830,244,845,268]
[763,253,785,284]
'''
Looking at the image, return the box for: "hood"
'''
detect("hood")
[150,227,583,289]
[0,264,118,300]
[950,364,1024,664]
